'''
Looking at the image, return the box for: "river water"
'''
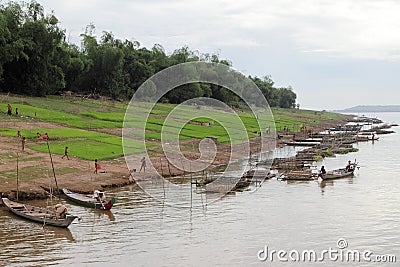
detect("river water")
[1,113,399,266]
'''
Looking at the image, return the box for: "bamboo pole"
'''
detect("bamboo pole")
[46,141,59,193]
[167,160,172,177]
[16,153,19,201]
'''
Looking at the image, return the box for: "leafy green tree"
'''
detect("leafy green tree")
[0,1,66,96]
[276,87,296,108]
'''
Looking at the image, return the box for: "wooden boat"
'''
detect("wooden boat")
[278,170,317,181]
[356,136,370,141]
[284,141,320,147]
[61,188,115,210]
[2,198,77,228]
[243,167,271,179]
[234,177,251,190]
[320,169,354,180]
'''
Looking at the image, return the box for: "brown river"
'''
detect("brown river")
[1,113,399,266]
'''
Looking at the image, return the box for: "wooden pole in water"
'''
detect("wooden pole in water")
[16,153,19,201]
[46,141,59,193]
[160,158,165,199]
[160,157,164,177]
[167,160,172,177]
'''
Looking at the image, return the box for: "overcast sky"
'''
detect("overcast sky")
[36,0,400,110]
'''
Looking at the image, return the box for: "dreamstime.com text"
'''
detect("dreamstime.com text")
[257,238,397,263]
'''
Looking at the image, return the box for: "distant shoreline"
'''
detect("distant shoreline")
[333,105,400,113]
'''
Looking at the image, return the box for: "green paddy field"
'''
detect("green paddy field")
[0,95,346,160]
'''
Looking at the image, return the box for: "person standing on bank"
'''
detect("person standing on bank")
[94,159,98,174]
[139,157,146,173]
[62,146,69,160]
[21,137,26,151]
[7,103,12,115]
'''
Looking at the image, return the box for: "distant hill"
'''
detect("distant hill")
[334,105,400,113]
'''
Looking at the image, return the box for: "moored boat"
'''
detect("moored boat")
[2,198,77,228]
[243,167,271,179]
[320,169,354,180]
[284,141,320,147]
[278,170,317,181]
[61,188,115,210]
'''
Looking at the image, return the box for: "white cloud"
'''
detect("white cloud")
[33,0,400,109]
[37,0,400,60]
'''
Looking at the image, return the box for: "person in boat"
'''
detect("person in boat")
[320,166,327,178]
[345,160,351,172]
[346,160,355,172]
[93,190,106,202]
[55,203,68,219]
[62,146,69,160]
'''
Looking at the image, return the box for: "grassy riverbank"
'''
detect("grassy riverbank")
[0,94,349,198]
[0,95,347,160]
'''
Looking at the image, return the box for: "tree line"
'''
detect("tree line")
[0,1,297,108]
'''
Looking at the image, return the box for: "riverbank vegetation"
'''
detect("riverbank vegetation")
[0,94,347,160]
[0,1,296,108]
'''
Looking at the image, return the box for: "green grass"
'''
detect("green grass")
[0,127,148,160]
[272,108,346,132]
[4,95,127,114]
[29,140,126,160]
[0,102,121,128]
[1,94,348,160]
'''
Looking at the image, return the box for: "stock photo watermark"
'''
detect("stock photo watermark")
[257,238,397,263]
[122,62,276,208]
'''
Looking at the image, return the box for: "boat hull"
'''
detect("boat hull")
[321,170,354,180]
[62,188,115,210]
[2,198,76,228]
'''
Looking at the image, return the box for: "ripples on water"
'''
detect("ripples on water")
[1,113,399,266]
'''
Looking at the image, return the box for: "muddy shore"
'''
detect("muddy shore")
[0,116,351,201]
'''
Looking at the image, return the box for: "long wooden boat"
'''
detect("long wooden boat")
[320,169,354,180]
[278,170,317,181]
[61,188,115,210]
[243,167,271,179]
[2,198,77,228]
[284,141,320,147]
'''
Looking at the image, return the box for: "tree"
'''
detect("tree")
[0,1,297,105]
[276,87,296,108]
[0,1,67,96]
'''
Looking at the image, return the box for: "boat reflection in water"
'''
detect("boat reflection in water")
[44,227,75,242]
[94,210,115,221]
